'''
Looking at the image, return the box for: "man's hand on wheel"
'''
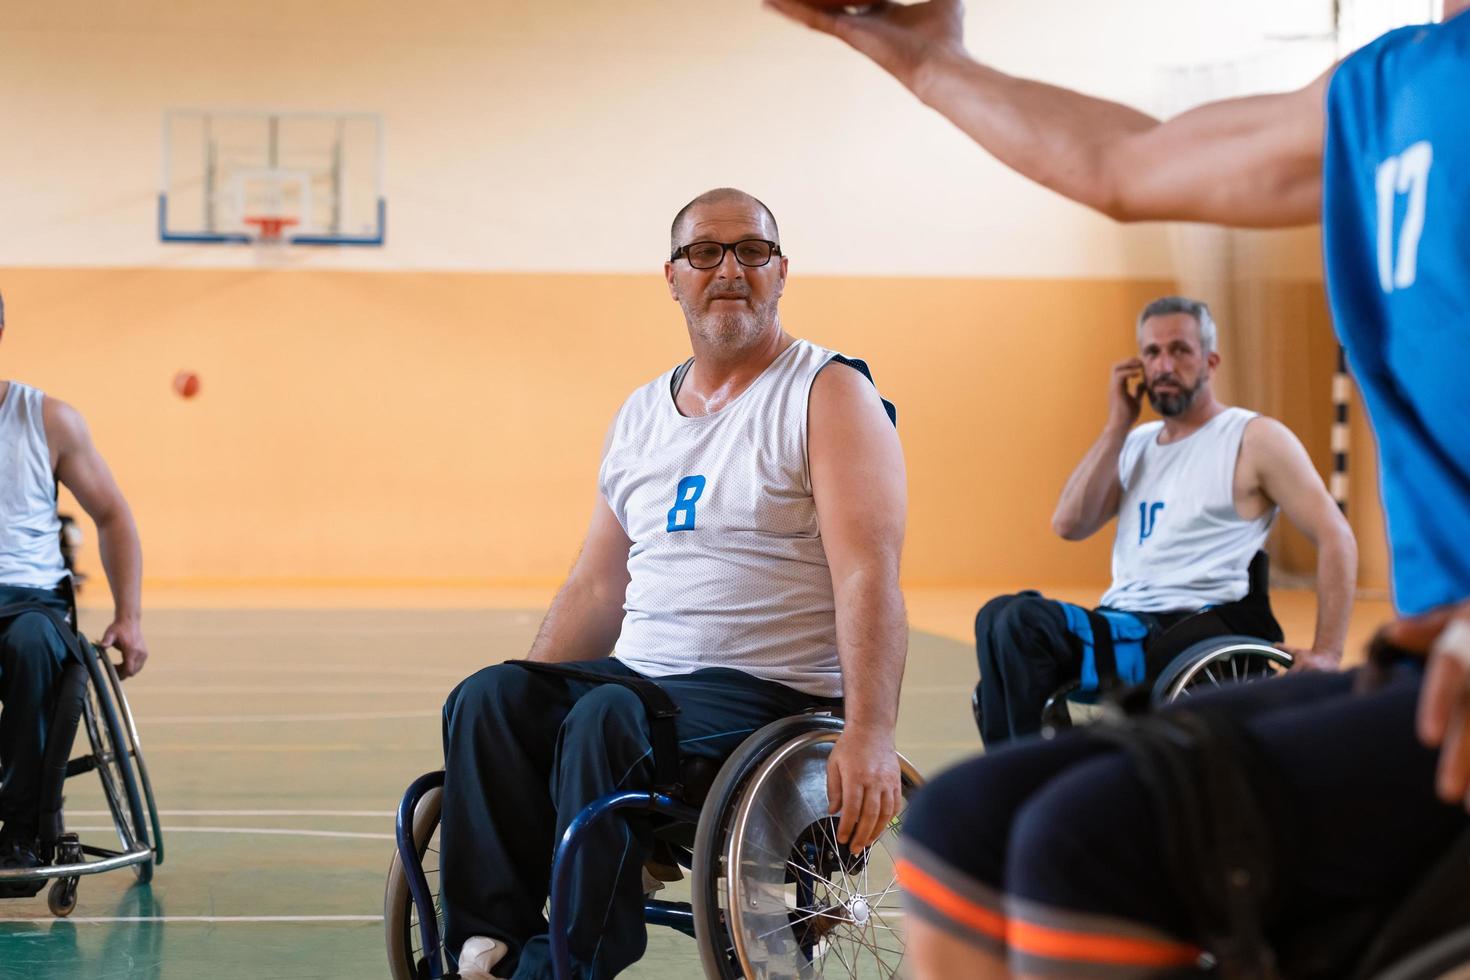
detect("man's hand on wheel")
[100,617,148,679]
[1280,645,1342,672]
[827,727,902,855]
[762,0,967,92]
[1396,599,1470,808]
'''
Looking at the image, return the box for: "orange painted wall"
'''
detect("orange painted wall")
[2,268,1191,589]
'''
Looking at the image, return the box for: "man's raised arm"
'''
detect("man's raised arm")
[765,0,1330,227]
[1053,358,1143,540]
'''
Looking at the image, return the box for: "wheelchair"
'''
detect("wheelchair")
[971,551,1293,738]
[386,710,924,980]
[0,586,164,916]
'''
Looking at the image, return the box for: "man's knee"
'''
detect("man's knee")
[904,756,1012,885]
[443,663,537,732]
[1005,753,1159,904]
[977,594,1057,662]
[975,593,1021,641]
[0,611,70,677]
[560,684,646,745]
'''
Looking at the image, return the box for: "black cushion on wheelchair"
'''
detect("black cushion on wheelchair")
[675,755,721,808]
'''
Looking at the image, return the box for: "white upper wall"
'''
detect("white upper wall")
[0,0,1339,278]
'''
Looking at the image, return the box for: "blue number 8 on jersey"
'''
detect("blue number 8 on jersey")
[666,475,707,532]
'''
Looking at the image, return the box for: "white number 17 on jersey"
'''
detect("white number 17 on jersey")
[1376,141,1433,293]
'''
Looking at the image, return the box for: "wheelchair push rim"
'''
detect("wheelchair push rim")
[99,648,165,867]
[385,784,443,980]
[81,640,156,883]
[1152,636,1294,704]
[693,715,923,979]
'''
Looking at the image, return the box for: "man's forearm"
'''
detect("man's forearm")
[1053,423,1128,539]
[833,568,907,735]
[527,576,624,664]
[913,48,1158,218]
[96,511,143,623]
[1310,529,1358,659]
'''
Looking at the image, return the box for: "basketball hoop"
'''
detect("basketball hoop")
[243,215,299,243]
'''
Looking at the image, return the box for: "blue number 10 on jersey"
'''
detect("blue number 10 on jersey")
[666,475,707,532]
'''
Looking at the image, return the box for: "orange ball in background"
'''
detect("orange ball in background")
[173,370,201,399]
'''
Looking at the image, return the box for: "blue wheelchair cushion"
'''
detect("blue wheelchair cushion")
[1058,603,1150,692]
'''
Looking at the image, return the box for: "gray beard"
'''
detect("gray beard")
[1147,377,1204,417]
[685,298,773,353]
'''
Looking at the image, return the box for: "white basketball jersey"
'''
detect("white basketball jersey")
[0,382,67,590]
[599,339,846,698]
[1099,407,1275,613]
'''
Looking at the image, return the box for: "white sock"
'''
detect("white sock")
[457,935,508,980]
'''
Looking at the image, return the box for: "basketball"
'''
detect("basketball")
[172,369,200,399]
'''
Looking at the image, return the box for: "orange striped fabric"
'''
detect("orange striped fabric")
[897,858,1201,968]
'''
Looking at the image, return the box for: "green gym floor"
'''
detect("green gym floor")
[0,589,1388,979]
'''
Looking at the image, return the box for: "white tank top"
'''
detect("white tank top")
[600,339,845,698]
[0,382,67,590]
[1099,407,1275,614]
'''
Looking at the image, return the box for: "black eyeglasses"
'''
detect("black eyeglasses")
[670,239,782,270]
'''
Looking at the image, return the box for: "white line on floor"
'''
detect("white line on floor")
[144,709,437,723]
[130,686,448,695]
[65,826,393,841]
[0,914,383,924]
[66,809,395,818]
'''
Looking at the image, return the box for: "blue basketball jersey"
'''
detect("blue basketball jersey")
[1322,14,1470,614]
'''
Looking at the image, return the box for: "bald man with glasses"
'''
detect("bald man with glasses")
[438,188,908,980]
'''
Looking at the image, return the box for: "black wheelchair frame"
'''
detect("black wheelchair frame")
[0,590,163,915]
[387,711,922,980]
[969,553,1292,739]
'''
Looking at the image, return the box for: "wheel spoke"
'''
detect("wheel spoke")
[755,903,844,942]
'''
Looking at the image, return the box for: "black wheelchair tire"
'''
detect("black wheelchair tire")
[1150,635,1293,705]
[81,640,154,882]
[100,652,165,868]
[1370,924,1470,980]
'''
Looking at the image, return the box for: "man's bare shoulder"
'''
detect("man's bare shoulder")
[810,357,885,414]
[1241,414,1304,452]
[1239,414,1317,485]
[41,394,92,457]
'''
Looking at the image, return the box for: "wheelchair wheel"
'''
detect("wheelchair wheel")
[1371,925,1470,980]
[385,785,442,980]
[1151,635,1292,705]
[47,877,78,917]
[99,649,165,869]
[691,715,923,979]
[80,641,155,882]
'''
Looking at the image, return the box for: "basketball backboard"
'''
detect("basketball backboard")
[159,109,385,246]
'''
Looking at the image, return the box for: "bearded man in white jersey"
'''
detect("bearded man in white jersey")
[438,188,908,980]
[973,296,1357,746]
[0,289,148,892]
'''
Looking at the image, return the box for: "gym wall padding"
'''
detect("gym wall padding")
[1,267,1186,589]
